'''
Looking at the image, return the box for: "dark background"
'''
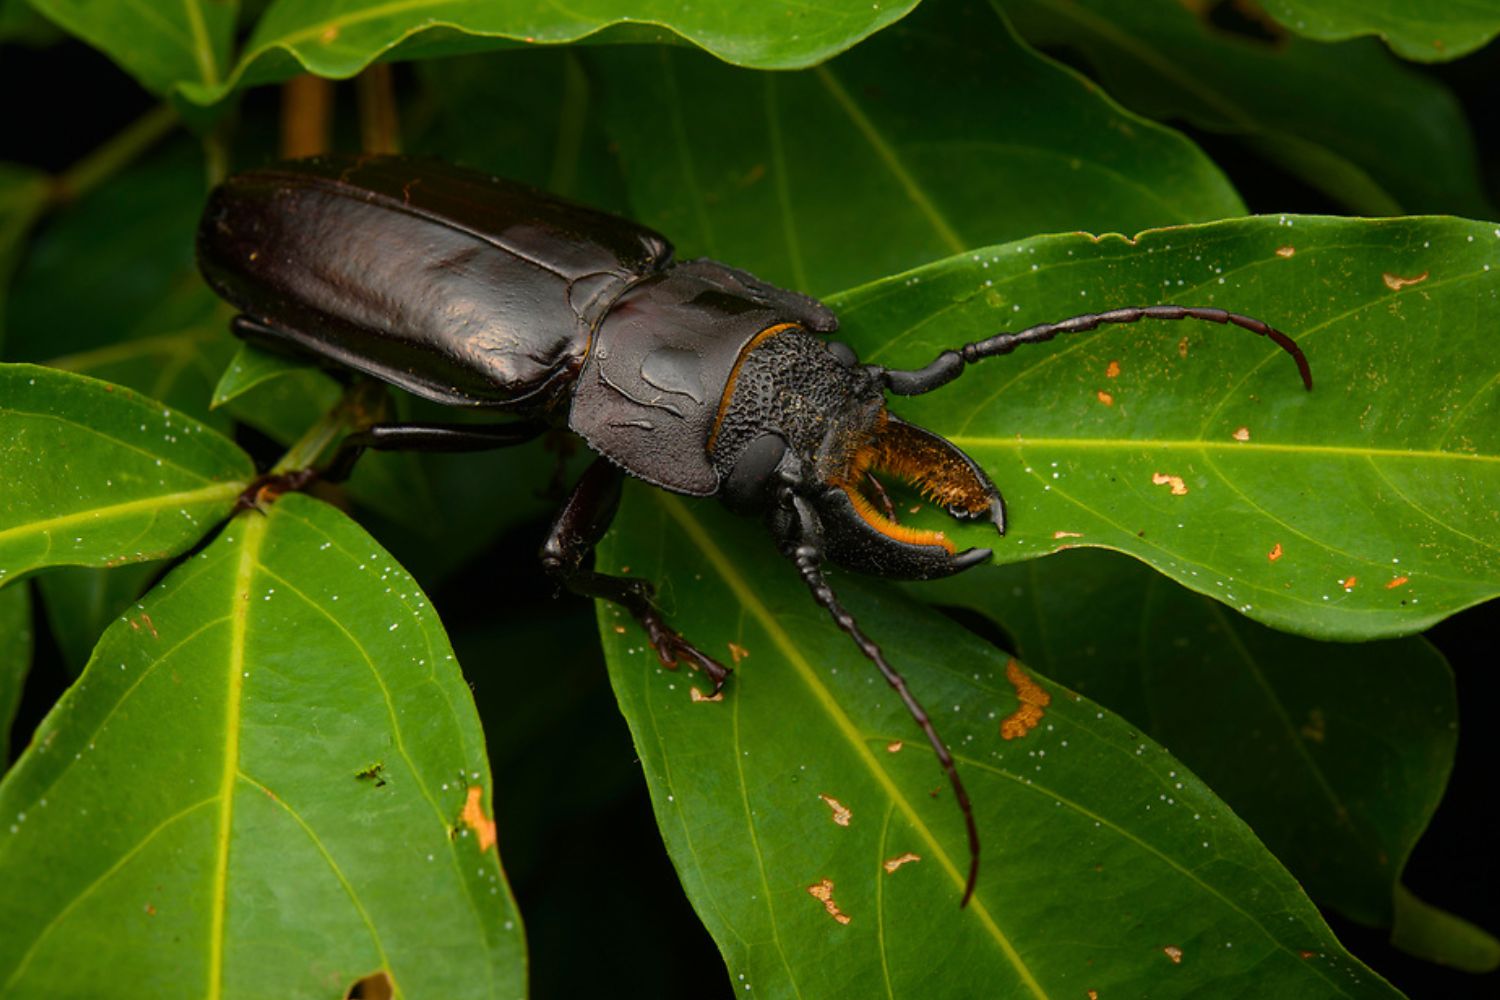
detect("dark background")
[3,14,1496,999]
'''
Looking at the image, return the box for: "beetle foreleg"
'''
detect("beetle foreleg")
[874,304,1312,396]
[784,493,981,906]
[543,458,731,691]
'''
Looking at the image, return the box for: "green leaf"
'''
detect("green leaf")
[1000,0,1490,217]
[0,365,252,588]
[596,490,1399,997]
[920,549,1460,931]
[829,215,1500,639]
[593,0,1242,296]
[211,342,316,409]
[411,48,630,210]
[0,495,525,997]
[26,0,236,94]
[0,162,52,351]
[5,141,210,363]
[1260,0,1500,62]
[179,0,927,106]
[36,563,161,675]
[50,327,237,430]
[0,583,31,770]
[0,0,60,44]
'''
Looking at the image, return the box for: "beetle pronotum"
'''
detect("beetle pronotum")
[198,155,1311,905]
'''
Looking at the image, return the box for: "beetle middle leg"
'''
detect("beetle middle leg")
[542,458,731,691]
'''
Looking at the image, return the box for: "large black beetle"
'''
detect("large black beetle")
[198,155,1311,904]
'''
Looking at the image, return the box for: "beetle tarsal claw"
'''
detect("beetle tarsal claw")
[643,615,732,691]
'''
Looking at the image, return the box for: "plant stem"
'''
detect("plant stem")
[357,64,401,154]
[270,380,388,475]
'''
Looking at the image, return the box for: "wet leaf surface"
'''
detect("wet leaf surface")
[0,495,525,998]
[829,215,1500,639]
[0,365,251,588]
[922,549,1463,936]
[597,490,1401,998]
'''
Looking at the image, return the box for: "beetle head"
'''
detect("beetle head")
[711,329,1002,580]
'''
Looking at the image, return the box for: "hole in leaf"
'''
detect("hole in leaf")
[345,970,394,1000]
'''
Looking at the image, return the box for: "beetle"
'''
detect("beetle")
[197,154,1311,905]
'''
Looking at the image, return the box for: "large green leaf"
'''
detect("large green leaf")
[0,162,51,351]
[594,0,1242,296]
[1260,0,1500,62]
[0,0,58,44]
[1000,0,1489,217]
[50,327,237,431]
[828,215,1500,639]
[0,365,252,588]
[0,495,525,997]
[26,0,237,94]
[177,0,927,106]
[596,490,1399,997]
[920,549,1490,967]
[5,141,209,364]
[0,583,30,769]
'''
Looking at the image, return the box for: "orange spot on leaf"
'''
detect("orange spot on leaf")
[883,852,921,873]
[690,686,723,703]
[319,25,339,43]
[1275,245,1295,258]
[1151,472,1189,496]
[1053,530,1083,540]
[1383,271,1429,291]
[461,786,497,852]
[1232,426,1250,442]
[728,642,750,665]
[1163,945,1183,964]
[1087,992,1099,1000]
[1268,543,1283,562]
[1340,576,1358,591]
[1386,576,1409,589]
[819,793,852,827]
[807,878,851,924]
[1096,390,1114,406]
[885,740,903,753]
[1000,659,1051,740]
[1105,360,1121,379]
[1177,336,1189,358]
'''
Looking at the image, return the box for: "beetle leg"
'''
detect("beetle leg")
[873,305,1312,396]
[326,421,549,481]
[781,492,981,906]
[542,458,731,691]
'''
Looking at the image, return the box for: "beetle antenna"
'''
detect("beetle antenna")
[785,495,981,906]
[877,304,1312,397]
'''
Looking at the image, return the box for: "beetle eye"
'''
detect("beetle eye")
[826,341,859,367]
[722,432,790,514]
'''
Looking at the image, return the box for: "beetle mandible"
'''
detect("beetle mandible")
[197,154,1312,905]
